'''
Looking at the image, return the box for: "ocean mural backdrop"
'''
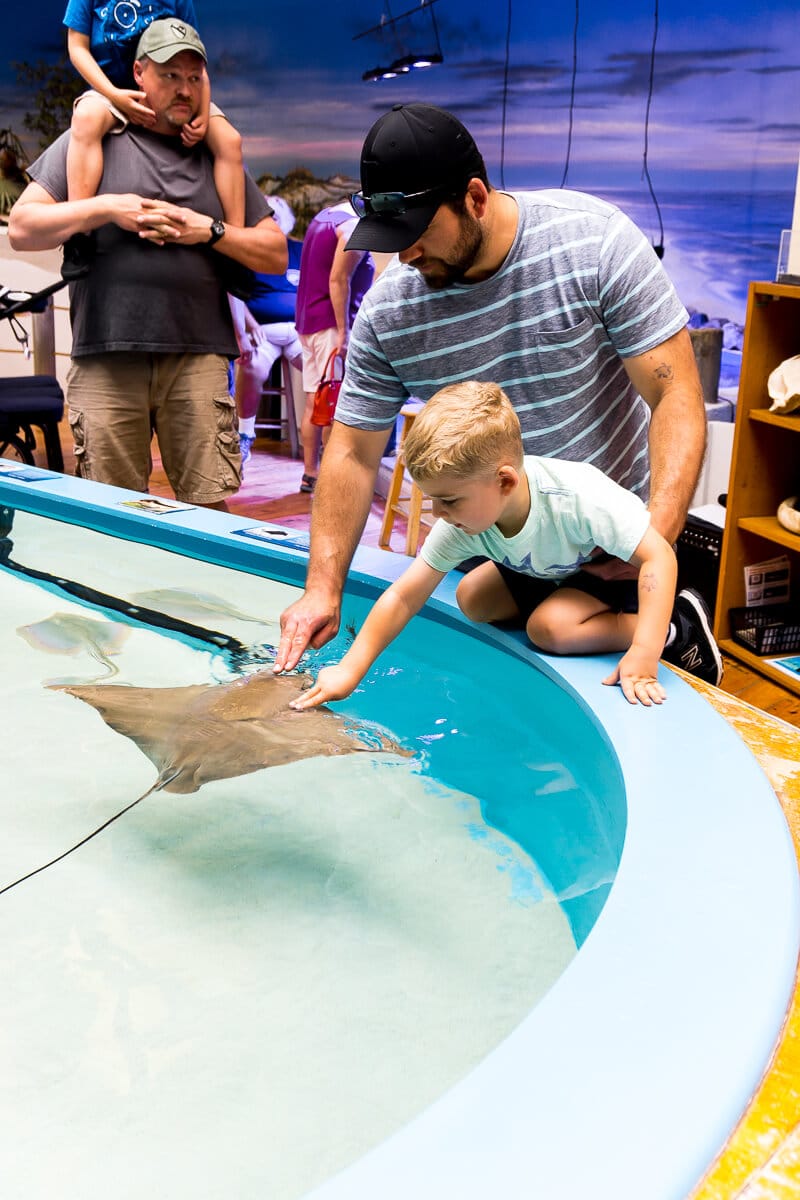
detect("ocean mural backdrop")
[2,0,798,326]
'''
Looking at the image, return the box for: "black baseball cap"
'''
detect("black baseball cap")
[345,103,487,253]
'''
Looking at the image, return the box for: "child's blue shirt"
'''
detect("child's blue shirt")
[63,0,199,88]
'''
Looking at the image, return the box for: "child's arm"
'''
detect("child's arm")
[602,525,677,705]
[289,557,445,710]
[67,30,155,126]
[180,73,211,146]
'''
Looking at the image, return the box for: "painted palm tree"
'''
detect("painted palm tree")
[0,129,28,219]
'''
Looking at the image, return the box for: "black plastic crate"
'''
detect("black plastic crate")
[676,514,723,615]
[729,603,800,656]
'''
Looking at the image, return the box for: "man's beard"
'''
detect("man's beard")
[416,211,484,290]
[164,102,196,131]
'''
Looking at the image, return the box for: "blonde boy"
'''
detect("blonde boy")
[290,381,681,709]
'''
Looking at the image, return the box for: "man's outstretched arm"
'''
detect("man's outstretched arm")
[274,421,391,673]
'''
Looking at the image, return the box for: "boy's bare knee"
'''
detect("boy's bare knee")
[527,607,566,653]
[455,575,489,623]
[71,98,113,142]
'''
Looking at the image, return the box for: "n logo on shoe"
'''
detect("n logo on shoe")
[681,643,703,672]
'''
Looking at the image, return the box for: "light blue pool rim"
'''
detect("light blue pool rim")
[2,470,798,1200]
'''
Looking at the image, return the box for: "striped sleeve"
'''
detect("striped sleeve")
[598,210,688,357]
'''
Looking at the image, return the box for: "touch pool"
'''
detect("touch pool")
[0,468,797,1200]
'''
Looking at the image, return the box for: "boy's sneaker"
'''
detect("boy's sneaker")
[239,432,255,467]
[61,233,95,281]
[662,588,723,686]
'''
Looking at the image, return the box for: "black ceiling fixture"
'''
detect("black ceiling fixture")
[354,0,445,83]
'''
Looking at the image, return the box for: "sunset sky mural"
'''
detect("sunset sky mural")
[3,0,799,318]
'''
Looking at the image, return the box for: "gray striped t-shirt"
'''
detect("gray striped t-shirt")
[337,189,688,500]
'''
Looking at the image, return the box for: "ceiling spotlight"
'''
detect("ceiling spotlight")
[387,52,444,72]
[355,1,445,82]
[408,51,443,69]
[362,65,399,82]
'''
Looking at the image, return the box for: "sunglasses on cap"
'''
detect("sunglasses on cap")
[349,185,448,218]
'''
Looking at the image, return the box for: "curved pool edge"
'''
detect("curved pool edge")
[1,471,798,1200]
[321,559,800,1200]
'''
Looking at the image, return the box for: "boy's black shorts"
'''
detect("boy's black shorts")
[494,562,639,627]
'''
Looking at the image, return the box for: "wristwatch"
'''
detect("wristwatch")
[208,218,226,246]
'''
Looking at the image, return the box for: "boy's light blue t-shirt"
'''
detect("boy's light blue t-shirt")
[63,0,199,87]
[420,455,651,580]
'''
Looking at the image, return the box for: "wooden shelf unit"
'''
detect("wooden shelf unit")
[713,281,800,692]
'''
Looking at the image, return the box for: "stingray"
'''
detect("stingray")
[1,672,411,898]
[54,669,412,796]
[18,612,131,683]
[128,587,269,627]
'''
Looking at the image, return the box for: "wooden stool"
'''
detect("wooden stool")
[255,358,300,458]
[379,402,434,556]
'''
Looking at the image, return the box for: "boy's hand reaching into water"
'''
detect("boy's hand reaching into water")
[603,647,667,707]
[288,664,360,711]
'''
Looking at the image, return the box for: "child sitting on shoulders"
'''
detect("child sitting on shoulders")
[62,0,244,262]
[289,380,716,710]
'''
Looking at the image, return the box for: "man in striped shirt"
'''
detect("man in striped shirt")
[276,104,714,682]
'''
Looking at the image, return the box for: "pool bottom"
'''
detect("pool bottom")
[1,508,581,1200]
[0,471,797,1200]
[1,757,575,1200]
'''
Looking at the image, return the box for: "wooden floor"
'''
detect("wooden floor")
[31,421,800,731]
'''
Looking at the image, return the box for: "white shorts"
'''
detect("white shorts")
[73,90,129,133]
[298,328,340,392]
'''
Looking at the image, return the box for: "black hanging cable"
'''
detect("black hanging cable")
[642,0,664,256]
[428,0,444,60]
[560,0,579,188]
[499,0,512,189]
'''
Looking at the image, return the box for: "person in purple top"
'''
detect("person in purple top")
[294,202,374,493]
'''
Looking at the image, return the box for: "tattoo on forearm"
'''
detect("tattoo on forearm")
[654,362,673,380]
[641,571,657,592]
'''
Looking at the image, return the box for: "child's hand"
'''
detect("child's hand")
[288,664,360,711]
[603,648,666,706]
[181,115,208,147]
[113,89,156,127]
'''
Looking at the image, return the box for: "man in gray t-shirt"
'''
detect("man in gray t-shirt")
[8,19,286,508]
[275,104,711,682]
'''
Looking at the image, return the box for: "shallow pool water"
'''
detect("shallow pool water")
[0,510,625,1199]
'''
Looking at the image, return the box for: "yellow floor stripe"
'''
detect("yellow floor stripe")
[674,671,800,1199]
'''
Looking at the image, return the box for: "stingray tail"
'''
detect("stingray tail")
[140,767,182,800]
[0,774,173,898]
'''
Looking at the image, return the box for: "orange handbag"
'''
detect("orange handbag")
[310,350,344,426]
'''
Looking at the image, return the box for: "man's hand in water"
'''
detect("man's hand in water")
[274,588,340,673]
